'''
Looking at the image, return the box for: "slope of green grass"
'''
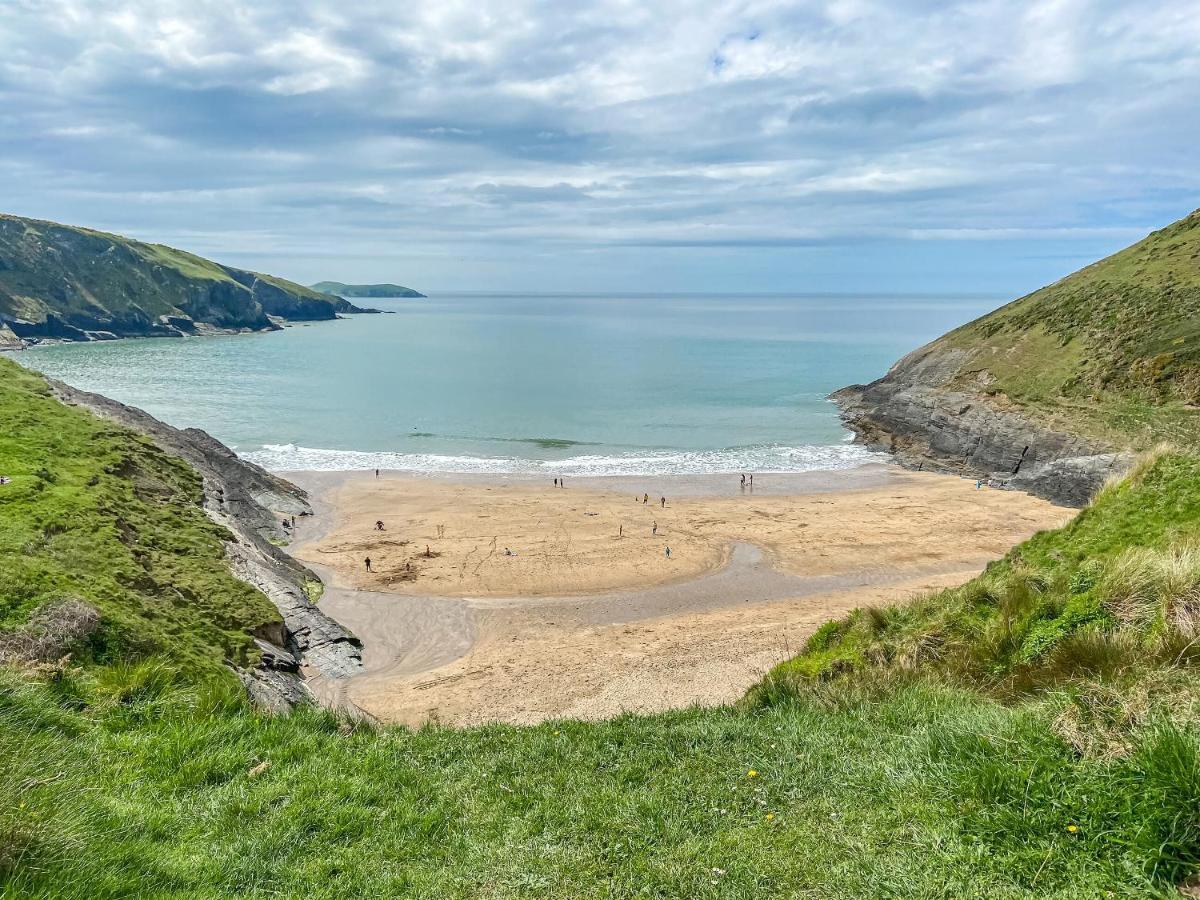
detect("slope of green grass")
[5,664,1200,898]
[924,209,1200,448]
[759,448,1200,718]
[4,364,1200,896]
[0,358,279,674]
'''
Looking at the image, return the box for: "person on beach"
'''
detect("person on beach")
[375,469,379,479]
[554,478,558,488]
[665,546,671,559]
[364,557,372,572]
[619,524,623,538]
[643,493,649,504]
[375,520,385,531]
[741,474,745,488]
[749,473,754,486]
[660,496,666,508]
[652,522,657,536]
[290,515,296,528]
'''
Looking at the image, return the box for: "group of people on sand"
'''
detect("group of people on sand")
[740,473,754,489]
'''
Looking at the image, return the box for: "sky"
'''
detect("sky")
[2,0,1199,295]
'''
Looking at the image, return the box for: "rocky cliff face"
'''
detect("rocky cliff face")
[0,213,344,342]
[833,345,1133,508]
[47,380,363,710]
[832,209,1200,508]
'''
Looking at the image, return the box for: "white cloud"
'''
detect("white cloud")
[0,0,1198,290]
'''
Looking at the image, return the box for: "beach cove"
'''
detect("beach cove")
[289,466,1072,726]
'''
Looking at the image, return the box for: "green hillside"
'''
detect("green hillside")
[934,209,1200,448]
[310,280,425,298]
[0,214,341,340]
[4,359,1200,896]
[0,358,280,674]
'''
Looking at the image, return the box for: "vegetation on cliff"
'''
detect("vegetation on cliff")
[3,360,1200,896]
[310,280,426,298]
[0,214,343,340]
[884,209,1200,450]
[0,358,279,674]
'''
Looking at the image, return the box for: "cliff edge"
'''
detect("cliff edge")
[834,208,1200,506]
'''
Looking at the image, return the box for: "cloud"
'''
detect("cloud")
[0,0,1197,291]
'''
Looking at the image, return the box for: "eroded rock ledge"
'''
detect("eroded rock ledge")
[832,347,1132,508]
[48,379,363,710]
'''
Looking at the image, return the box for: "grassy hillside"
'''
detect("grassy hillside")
[0,358,280,674]
[902,209,1200,449]
[0,214,340,339]
[3,361,1200,895]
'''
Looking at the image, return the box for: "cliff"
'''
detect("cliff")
[835,208,1200,506]
[0,213,347,342]
[45,376,364,708]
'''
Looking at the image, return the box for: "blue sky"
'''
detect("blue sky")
[2,0,1198,294]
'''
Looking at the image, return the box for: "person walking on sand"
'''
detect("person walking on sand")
[554,478,558,488]
[643,493,649,504]
[749,473,753,487]
[375,469,379,479]
[652,522,657,536]
[364,557,372,573]
[741,474,746,488]
[665,546,671,559]
[660,496,666,508]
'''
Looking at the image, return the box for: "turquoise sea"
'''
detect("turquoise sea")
[17,293,999,475]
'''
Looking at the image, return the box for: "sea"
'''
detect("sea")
[16,292,999,476]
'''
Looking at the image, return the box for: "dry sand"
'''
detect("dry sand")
[289,466,1074,727]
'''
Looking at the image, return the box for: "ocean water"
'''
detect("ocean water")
[17,293,998,475]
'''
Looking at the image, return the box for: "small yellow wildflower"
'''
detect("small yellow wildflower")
[747,769,758,778]
[766,813,775,821]
[1066,824,1079,834]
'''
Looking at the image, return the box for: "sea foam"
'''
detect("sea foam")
[243,441,884,476]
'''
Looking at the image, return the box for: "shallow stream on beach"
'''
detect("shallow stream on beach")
[18,292,997,475]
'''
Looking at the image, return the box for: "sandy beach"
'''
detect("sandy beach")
[289,465,1073,726]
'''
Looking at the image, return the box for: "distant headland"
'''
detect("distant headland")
[310,281,426,298]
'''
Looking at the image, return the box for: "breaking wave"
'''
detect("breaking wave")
[242,441,884,476]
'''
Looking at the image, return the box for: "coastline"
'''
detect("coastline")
[287,464,1072,725]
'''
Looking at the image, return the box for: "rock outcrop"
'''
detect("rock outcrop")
[830,210,1200,508]
[833,347,1133,508]
[47,379,363,709]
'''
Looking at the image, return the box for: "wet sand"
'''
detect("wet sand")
[288,466,1073,726]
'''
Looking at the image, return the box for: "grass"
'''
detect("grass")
[4,667,1198,897]
[930,208,1200,450]
[758,447,1200,733]
[0,358,279,674]
[4,365,1200,896]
